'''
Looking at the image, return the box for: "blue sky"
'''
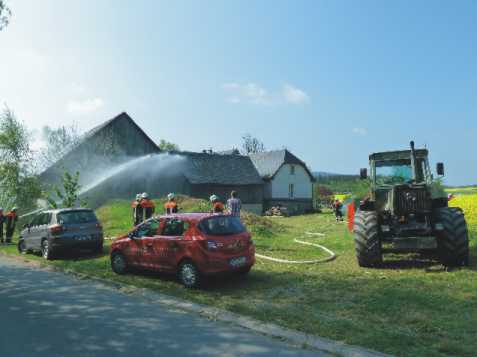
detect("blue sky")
[1,0,476,185]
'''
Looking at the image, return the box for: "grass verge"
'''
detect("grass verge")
[1,198,476,357]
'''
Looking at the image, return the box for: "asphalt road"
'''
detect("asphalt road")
[0,257,326,357]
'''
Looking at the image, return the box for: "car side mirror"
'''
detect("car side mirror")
[436,162,445,176]
[360,168,368,180]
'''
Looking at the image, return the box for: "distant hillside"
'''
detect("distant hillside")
[313,171,357,178]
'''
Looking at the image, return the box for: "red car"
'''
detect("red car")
[110,213,255,288]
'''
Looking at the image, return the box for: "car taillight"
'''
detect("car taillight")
[49,224,64,235]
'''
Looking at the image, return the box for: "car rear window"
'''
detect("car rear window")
[198,216,246,236]
[57,210,98,224]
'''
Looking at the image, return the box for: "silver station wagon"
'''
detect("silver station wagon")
[18,208,104,260]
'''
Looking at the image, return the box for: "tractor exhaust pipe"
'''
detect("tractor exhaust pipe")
[410,140,417,181]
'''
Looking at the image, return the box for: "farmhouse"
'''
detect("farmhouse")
[249,150,315,214]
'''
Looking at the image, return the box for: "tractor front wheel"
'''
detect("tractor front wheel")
[434,207,469,267]
[353,210,382,267]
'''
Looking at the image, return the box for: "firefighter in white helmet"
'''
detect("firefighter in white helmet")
[209,195,225,214]
[140,192,155,220]
[164,193,178,215]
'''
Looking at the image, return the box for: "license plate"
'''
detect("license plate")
[230,256,247,267]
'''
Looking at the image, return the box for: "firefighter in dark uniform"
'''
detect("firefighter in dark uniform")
[6,207,18,243]
[132,193,143,226]
[0,208,5,244]
[140,192,155,220]
[333,199,343,222]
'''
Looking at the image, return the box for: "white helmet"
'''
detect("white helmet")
[136,194,141,200]
[167,193,175,200]
[209,195,218,202]
[141,192,149,199]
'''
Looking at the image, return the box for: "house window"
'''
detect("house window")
[289,183,294,198]
[290,165,295,175]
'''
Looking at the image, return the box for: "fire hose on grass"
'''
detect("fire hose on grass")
[255,232,337,264]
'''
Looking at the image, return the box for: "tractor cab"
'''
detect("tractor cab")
[353,142,469,268]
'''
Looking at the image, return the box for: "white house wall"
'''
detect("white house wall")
[271,164,312,199]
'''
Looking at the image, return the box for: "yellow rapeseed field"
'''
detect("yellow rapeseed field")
[449,193,477,229]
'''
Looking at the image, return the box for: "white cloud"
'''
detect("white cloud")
[66,98,104,115]
[352,127,368,136]
[222,82,310,106]
[222,82,271,105]
[282,84,310,104]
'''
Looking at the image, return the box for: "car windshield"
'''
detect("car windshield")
[58,210,97,224]
[199,216,246,236]
[375,159,425,185]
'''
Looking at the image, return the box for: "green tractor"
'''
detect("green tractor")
[353,141,469,267]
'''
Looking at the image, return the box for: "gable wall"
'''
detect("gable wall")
[271,164,313,199]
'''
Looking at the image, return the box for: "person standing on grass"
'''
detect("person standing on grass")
[132,193,143,226]
[140,192,156,220]
[227,191,242,217]
[0,208,4,244]
[210,195,225,214]
[5,207,18,244]
[333,199,343,222]
[164,193,178,215]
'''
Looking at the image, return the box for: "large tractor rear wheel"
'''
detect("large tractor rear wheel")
[353,210,382,267]
[434,207,469,267]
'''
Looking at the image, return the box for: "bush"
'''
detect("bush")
[241,211,285,237]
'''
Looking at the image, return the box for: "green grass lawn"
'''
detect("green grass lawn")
[1,199,476,356]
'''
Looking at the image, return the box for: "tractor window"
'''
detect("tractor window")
[375,159,426,185]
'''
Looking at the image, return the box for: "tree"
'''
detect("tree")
[0,107,41,211]
[46,170,85,209]
[39,124,81,170]
[0,1,11,31]
[241,134,265,155]
[158,139,179,151]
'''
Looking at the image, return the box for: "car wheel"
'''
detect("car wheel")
[178,261,201,289]
[111,252,128,275]
[17,239,27,254]
[41,239,54,260]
